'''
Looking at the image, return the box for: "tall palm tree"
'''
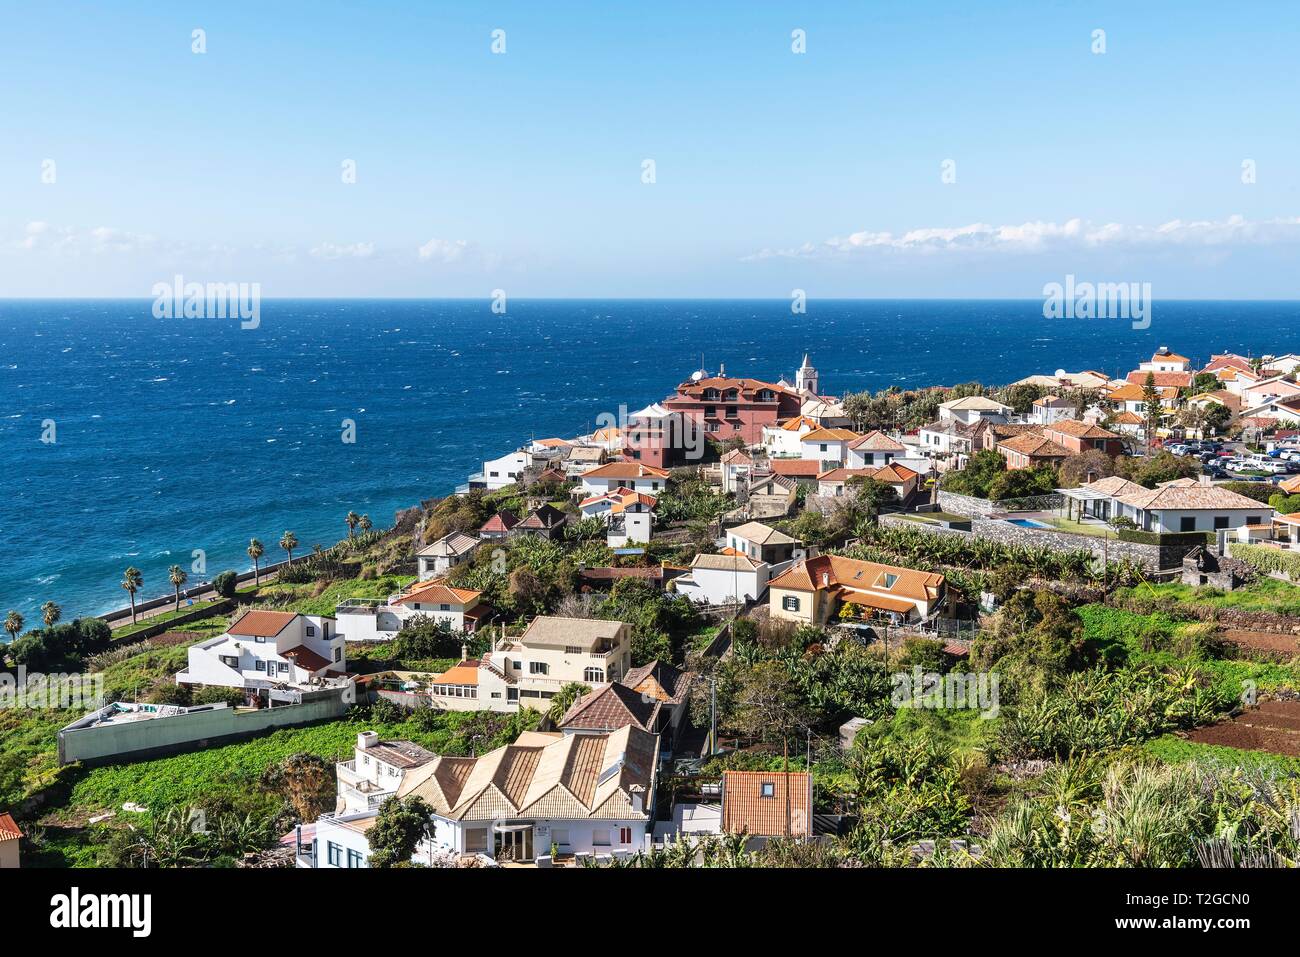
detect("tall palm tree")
[358,514,372,533]
[168,565,188,612]
[279,530,299,566]
[121,566,144,624]
[4,610,24,644]
[345,511,361,538]
[247,538,265,585]
[41,600,61,628]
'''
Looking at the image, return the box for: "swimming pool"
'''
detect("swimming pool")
[1004,518,1052,529]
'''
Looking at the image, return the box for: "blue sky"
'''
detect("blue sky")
[2,0,1299,297]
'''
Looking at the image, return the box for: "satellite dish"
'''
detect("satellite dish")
[1055,369,1067,377]
[690,369,705,382]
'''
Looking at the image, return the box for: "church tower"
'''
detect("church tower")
[795,354,819,396]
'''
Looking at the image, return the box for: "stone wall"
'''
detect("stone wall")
[881,512,1172,572]
[937,490,1064,517]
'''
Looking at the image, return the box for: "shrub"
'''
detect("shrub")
[212,571,238,598]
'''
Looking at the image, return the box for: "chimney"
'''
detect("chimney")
[460,642,468,662]
[357,731,378,751]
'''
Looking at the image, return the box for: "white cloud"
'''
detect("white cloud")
[13,221,158,255]
[746,214,1300,260]
[416,237,471,263]
[310,242,375,260]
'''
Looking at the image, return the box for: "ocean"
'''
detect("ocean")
[2,298,1297,621]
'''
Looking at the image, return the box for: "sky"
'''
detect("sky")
[2,0,1299,298]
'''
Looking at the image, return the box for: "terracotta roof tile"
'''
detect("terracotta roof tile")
[722,771,812,838]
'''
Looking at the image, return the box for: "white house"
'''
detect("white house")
[579,487,657,545]
[673,552,770,605]
[1138,347,1191,374]
[845,430,907,468]
[468,449,530,492]
[1059,476,1269,533]
[761,415,819,458]
[1239,395,1300,424]
[937,396,1011,425]
[725,521,801,565]
[1264,354,1300,375]
[719,448,753,493]
[416,531,481,578]
[816,463,919,502]
[1029,395,1076,425]
[798,428,860,467]
[335,732,438,814]
[177,610,348,704]
[1240,375,1300,408]
[579,462,669,497]
[335,579,487,642]
[307,726,659,865]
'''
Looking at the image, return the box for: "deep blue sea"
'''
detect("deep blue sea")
[2,298,1298,621]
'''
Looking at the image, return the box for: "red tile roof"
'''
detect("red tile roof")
[1125,370,1193,388]
[480,511,520,534]
[722,771,812,838]
[770,459,823,476]
[0,813,21,841]
[282,645,332,672]
[229,610,297,638]
[394,579,483,608]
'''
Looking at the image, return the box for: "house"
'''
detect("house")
[817,463,919,502]
[467,449,530,492]
[1041,419,1125,456]
[719,448,753,493]
[336,732,437,814]
[761,415,820,458]
[1012,370,1111,391]
[479,510,520,541]
[1028,395,1076,425]
[495,616,632,694]
[1215,365,1261,396]
[1239,394,1300,424]
[563,445,607,477]
[725,521,801,564]
[305,726,658,865]
[721,770,813,842]
[559,660,694,754]
[1125,369,1193,390]
[1240,375,1300,408]
[1059,476,1269,533]
[769,555,946,625]
[1202,353,1254,375]
[1109,410,1146,437]
[512,504,568,540]
[769,458,825,487]
[917,418,978,457]
[396,726,658,862]
[417,531,481,578]
[425,653,517,712]
[177,610,347,703]
[997,432,1071,470]
[1265,354,1300,375]
[664,371,804,444]
[1138,347,1191,373]
[1186,390,1242,417]
[845,430,907,468]
[622,402,695,469]
[579,461,670,497]
[1105,382,1180,416]
[673,552,771,606]
[580,487,657,545]
[800,397,852,428]
[742,472,799,518]
[0,813,21,869]
[798,428,861,467]
[937,396,1011,425]
[336,578,488,642]
[972,420,1042,452]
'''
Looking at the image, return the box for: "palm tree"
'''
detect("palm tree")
[121,566,144,624]
[546,681,592,724]
[247,538,265,585]
[345,511,361,538]
[358,514,372,533]
[4,610,24,643]
[168,565,188,612]
[41,600,61,628]
[279,530,299,566]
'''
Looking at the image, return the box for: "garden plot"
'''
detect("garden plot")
[1187,699,1300,756]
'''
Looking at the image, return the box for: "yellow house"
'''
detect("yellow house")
[768,555,946,626]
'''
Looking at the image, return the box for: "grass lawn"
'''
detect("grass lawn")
[1040,516,1112,538]
[687,622,724,654]
[1113,577,1300,617]
[1142,734,1300,774]
[257,574,416,617]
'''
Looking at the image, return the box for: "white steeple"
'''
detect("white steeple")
[795,354,818,395]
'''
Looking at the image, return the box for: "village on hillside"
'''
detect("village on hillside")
[6,345,1300,870]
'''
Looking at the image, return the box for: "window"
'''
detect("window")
[305,626,315,637]
[219,655,239,668]
[782,596,800,612]
[1180,517,1197,532]
[277,662,289,674]
[882,573,899,588]
[1248,516,1262,526]
[565,646,582,654]
[347,849,364,868]
[529,661,549,675]
[619,827,633,844]
[511,660,521,670]
[255,660,266,672]
[440,603,451,611]
[465,828,489,853]
[254,635,265,643]
[1214,516,1230,530]
[327,841,341,866]
[584,667,604,683]
[760,782,776,798]
[334,647,342,663]
[593,829,611,847]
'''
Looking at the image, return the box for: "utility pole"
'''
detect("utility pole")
[783,738,791,839]
[709,677,717,756]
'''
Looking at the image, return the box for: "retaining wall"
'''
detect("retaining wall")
[937,490,1064,517]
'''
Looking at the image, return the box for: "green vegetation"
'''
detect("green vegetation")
[1112,577,1300,617]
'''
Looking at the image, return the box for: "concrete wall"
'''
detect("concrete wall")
[58,690,349,766]
[937,489,1064,517]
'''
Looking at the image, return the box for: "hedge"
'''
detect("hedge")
[1228,541,1300,581]
[1115,529,1213,547]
